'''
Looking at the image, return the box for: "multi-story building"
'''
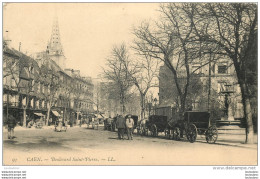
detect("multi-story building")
[64,69,94,125]
[3,46,21,124]
[158,58,244,120]
[3,45,49,126]
[3,16,94,127]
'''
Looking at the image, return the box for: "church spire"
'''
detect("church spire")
[47,14,66,69]
[48,16,63,56]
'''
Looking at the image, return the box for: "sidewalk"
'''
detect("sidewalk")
[2,125,56,132]
[196,133,258,149]
[2,123,105,132]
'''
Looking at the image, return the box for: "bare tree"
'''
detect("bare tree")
[3,50,39,127]
[128,54,160,119]
[3,47,20,124]
[133,4,212,119]
[57,71,75,124]
[39,63,61,126]
[103,44,134,114]
[70,78,88,125]
[91,81,104,116]
[188,3,257,143]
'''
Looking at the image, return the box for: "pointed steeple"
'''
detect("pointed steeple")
[47,14,66,69]
[48,15,64,56]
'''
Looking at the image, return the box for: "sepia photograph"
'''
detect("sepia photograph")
[1,1,258,174]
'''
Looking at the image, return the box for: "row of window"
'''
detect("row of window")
[192,62,229,74]
[3,94,93,110]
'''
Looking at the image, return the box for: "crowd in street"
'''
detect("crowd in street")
[5,113,135,141]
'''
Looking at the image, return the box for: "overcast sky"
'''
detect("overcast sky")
[3,3,160,78]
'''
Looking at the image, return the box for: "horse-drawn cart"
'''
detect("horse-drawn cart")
[143,115,168,137]
[169,111,218,143]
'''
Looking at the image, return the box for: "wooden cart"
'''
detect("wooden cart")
[171,111,218,143]
[144,115,168,137]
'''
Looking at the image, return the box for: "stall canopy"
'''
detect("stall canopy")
[52,111,61,117]
[34,113,45,117]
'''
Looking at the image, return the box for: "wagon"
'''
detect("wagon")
[144,115,168,137]
[170,111,218,143]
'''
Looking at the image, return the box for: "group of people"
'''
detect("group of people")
[116,115,135,140]
[85,117,99,129]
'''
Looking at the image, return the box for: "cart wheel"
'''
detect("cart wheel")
[186,124,197,143]
[206,126,218,144]
[173,127,181,140]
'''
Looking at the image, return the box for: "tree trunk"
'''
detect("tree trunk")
[240,81,254,144]
[64,107,66,123]
[23,108,27,127]
[76,111,79,125]
[46,106,51,126]
[140,93,145,119]
[179,95,186,121]
[122,104,126,114]
[120,93,126,114]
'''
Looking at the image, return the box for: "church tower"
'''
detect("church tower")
[46,15,66,70]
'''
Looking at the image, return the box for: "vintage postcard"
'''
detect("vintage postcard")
[2,2,258,172]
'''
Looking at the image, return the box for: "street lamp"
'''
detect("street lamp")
[153,98,158,115]
[154,98,158,106]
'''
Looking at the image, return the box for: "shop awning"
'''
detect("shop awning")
[34,113,45,117]
[52,111,60,117]
[97,114,104,118]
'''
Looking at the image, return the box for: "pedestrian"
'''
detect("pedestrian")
[95,117,99,130]
[125,115,134,140]
[7,114,16,139]
[27,120,34,128]
[86,117,90,128]
[116,115,126,140]
[56,117,63,132]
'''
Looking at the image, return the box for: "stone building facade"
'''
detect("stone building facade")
[158,58,244,120]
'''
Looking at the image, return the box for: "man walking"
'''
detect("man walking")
[7,114,16,139]
[116,115,125,140]
[126,115,134,140]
